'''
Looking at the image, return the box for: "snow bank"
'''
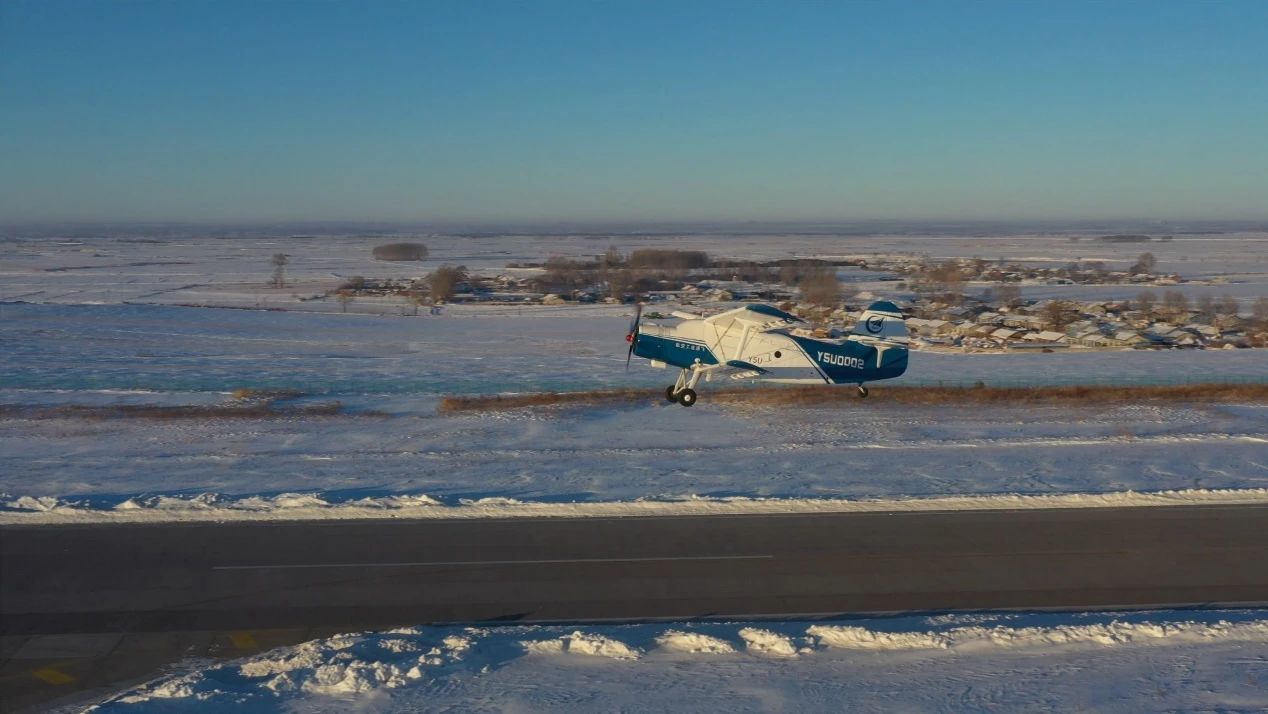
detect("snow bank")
[808,619,1268,652]
[739,628,802,657]
[807,625,949,650]
[521,631,642,660]
[93,614,1268,711]
[655,631,736,654]
[9,487,1268,525]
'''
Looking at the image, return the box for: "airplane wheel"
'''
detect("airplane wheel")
[857,385,869,398]
[677,388,698,407]
[666,386,679,403]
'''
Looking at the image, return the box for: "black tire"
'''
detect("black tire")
[677,388,698,407]
[666,386,679,402]
[857,385,869,398]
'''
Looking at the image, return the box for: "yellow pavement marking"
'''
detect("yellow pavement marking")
[228,631,258,649]
[32,667,75,685]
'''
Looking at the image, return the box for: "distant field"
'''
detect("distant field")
[2,230,1267,308]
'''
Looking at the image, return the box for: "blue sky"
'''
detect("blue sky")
[2,0,1266,223]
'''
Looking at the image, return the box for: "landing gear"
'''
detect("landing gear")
[857,384,869,398]
[667,365,705,407]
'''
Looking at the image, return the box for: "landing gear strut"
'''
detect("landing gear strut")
[667,366,704,407]
[857,384,869,398]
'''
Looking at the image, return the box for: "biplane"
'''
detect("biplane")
[627,301,908,406]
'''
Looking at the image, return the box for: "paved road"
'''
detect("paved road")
[4,505,1268,636]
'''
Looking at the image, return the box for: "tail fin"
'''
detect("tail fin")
[852,301,907,341]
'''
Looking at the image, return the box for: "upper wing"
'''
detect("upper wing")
[701,303,804,333]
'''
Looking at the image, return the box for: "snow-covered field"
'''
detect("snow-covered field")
[4,392,1268,522]
[3,306,1267,516]
[2,294,1266,521]
[84,610,1268,712]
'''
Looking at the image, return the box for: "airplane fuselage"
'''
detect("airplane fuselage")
[633,313,908,386]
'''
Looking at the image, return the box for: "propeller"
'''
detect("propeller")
[624,302,643,372]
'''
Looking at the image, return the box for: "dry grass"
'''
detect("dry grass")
[438,383,1268,413]
[438,388,655,413]
[229,388,306,401]
[0,401,347,421]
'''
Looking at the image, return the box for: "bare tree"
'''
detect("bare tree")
[599,246,624,271]
[598,247,627,298]
[336,291,354,313]
[428,264,468,303]
[1219,294,1240,317]
[797,267,841,307]
[1042,300,1078,331]
[1161,290,1190,322]
[403,291,427,316]
[778,263,799,286]
[607,268,633,300]
[994,283,1022,308]
[542,255,583,293]
[1253,297,1268,327]
[941,270,964,305]
[1129,252,1157,275]
[269,253,288,288]
[1196,293,1216,321]
[1135,290,1156,315]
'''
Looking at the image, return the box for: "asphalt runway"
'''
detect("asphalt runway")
[4,504,1268,636]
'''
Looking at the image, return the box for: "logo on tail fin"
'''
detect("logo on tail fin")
[864,315,885,334]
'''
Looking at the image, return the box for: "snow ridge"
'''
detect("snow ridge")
[92,616,1268,710]
[7,488,1268,525]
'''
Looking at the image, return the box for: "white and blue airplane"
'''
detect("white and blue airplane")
[626,301,909,406]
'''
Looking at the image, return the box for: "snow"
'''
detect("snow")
[6,231,1267,711]
[3,303,1265,397]
[4,230,1267,310]
[85,611,1268,712]
[739,628,804,657]
[654,631,736,654]
[3,360,1267,522]
[522,631,643,660]
[6,488,1268,525]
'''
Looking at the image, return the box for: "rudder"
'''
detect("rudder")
[852,300,907,341]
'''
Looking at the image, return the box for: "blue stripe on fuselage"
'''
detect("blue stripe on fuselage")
[787,335,908,384]
[633,333,719,368]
